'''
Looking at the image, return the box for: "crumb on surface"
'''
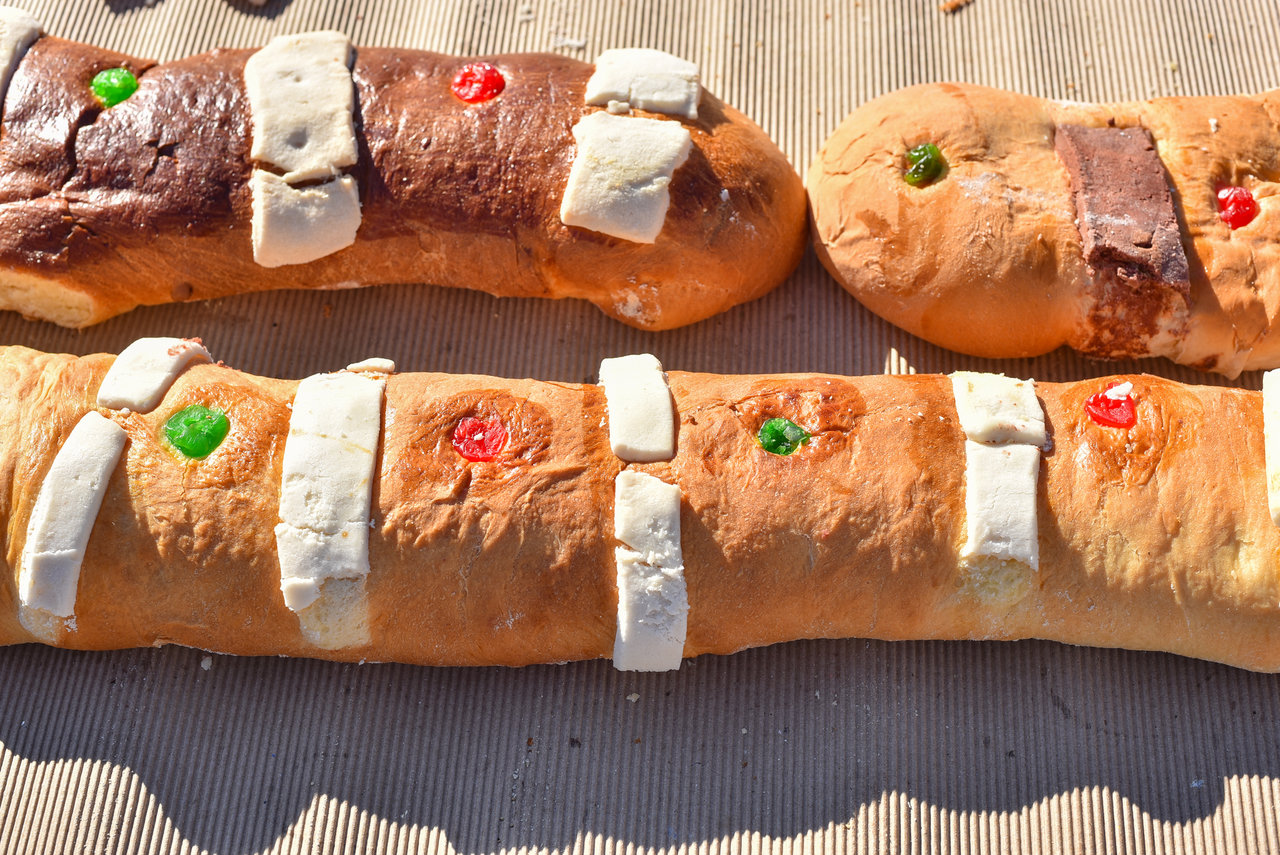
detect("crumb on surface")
[940,0,974,12]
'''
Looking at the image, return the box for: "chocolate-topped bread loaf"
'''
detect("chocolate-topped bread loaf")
[0,9,806,330]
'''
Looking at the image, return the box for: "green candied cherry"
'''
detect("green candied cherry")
[164,405,230,459]
[904,142,946,187]
[757,417,811,456]
[91,67,139,108]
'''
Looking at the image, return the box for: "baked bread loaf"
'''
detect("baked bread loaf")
[0,10,805,330]
[807,82,1280,376]
[4,341,1280,672]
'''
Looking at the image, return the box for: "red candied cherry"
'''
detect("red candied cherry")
[451,62,506,103]
[1217,185,1259,230]
[1084,381,1136,429]
[452,416,508,461]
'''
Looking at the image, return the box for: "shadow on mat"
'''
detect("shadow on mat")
[1,638,1276,853]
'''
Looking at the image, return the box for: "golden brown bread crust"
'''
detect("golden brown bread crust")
[807,82,1280,376]
[2,345,1280,670]
[0,36,806,330]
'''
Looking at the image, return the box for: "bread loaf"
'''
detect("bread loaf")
[3,342,1280,672]
[807,82,1280,376]
[0,10,806,330]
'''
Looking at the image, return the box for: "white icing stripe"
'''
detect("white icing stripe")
[250,170,361,267]
[612,470,687,672]
[19,411,127,618]
[951,372,1046,570]
[245,30,362,269]
[1263,370,1280,527]
[950,372,1046,447]
[959,441,1041,569]
[96,337,212,412]
[560,111,692,244]
[0,8,39,114]
[345,357,395,374]
[585,48,701,119]
[599,353,675,462]
[274,370,384,625]
[244,30,357,183]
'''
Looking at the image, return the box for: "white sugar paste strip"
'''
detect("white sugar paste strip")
[244,30,357,183]
[950,372,1046,570]
[275,370,384,648]
[599,353,675,462]
[950,372,1046,447]
[560,111,691,244]
[959,441,1041,570]
[19,411,127,619]
[612,470,686,671]
[0,8,40,114]
[585,48,701,119]
[96,337,212,413]
[345,357,395,374]
[1263,370,1280,527]
[250,170,361,268]
[245,29,362,268]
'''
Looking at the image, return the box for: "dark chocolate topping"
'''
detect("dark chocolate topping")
[1055,124,1190,288]
[354,49,587,240]
[1055,124,1191,357]
[0,41,599,268]
[0,32,803,330]
[65,48,253,236]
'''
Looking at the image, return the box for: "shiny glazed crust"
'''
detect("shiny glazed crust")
[2,345,1279,671]
[807,82,1280,376]
[0,37,807,330]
